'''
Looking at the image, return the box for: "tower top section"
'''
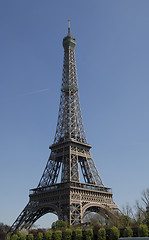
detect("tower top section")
[54,22,87,145]
[63,20,76,49]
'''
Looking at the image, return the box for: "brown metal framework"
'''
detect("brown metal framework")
[10,24,119,232]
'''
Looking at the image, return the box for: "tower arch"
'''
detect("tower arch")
[82,202,117,224]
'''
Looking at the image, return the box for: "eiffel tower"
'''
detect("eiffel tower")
[10,22,119,232]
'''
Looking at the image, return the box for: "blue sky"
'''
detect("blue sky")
[0,0,149,228]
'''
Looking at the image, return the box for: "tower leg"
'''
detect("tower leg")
[70,203,82,225]
[10,200,58,232]
[10,201,40,232]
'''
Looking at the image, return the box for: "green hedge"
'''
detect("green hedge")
[74,228,82,240]
[97,228,106,240]
[27,233,34,240]
[123,227,133,237]
[63,228,72,240]
[85,228,93,240]
[110,226,120,240]
[11,234,19,240]
[8,224,149,240]
[53,230,62,240]
[138,224,148,237]
[44,230,52,240]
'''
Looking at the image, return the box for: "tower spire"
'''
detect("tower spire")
[68,19,70,35]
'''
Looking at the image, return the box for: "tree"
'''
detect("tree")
[134,188,149,226]
[85,228,93,240]
[11,234,19,240]
[108,213,122,228]
[44,230,52,240]
[52,220,67,230]
[36,232,43,240]
[109,227,119,240]
[18,229,28,236]
[69,225,74,232]
[19,234,26,240]
[0,223,10,233]
[120,215,130,228]
[97,228,106,240]
[74,228,82,240]
[63,228,72,240]
[28,233,34,240]
[134,200,145,226]
[6,233,11,240]
[123,227,133,237]
[51,222,56,230]
[138,224,148,237]
[84,213,105,226]
[53,230,62,240]
[121,203,134,227]
[143,210,149,227]
[141,189,149,207]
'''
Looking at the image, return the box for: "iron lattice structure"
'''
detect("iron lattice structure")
[10,25,119,232]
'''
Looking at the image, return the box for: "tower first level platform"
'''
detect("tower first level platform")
[10,181,118,231]
[30,181,118,226]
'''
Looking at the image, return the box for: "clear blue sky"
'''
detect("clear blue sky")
[0,0,149,228]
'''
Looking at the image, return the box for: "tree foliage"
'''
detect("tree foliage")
[0,223,10,233]
[138,224,148,237]
[74,228,82,240]
[97,228,106,240]
[123,227,133,237]
[110,226,119,240]
[53,230,62,240]
[35,232,43,240]
[19,234,26,240]
[52,220,67,230]
[85,228,93,240]
[11,234,19,240]
[134,188,149,226]
[6,233,11,240]
[17,229,28,236]
[63,228,72,240]
[143,211,149,227]
[120,215,132,228]
[28,233,34,240]
[44,230,52,240]
[119,189,149,228]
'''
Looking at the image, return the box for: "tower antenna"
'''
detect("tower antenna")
[68,19,70,35]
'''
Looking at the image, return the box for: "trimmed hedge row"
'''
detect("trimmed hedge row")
[5,224,149,240]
